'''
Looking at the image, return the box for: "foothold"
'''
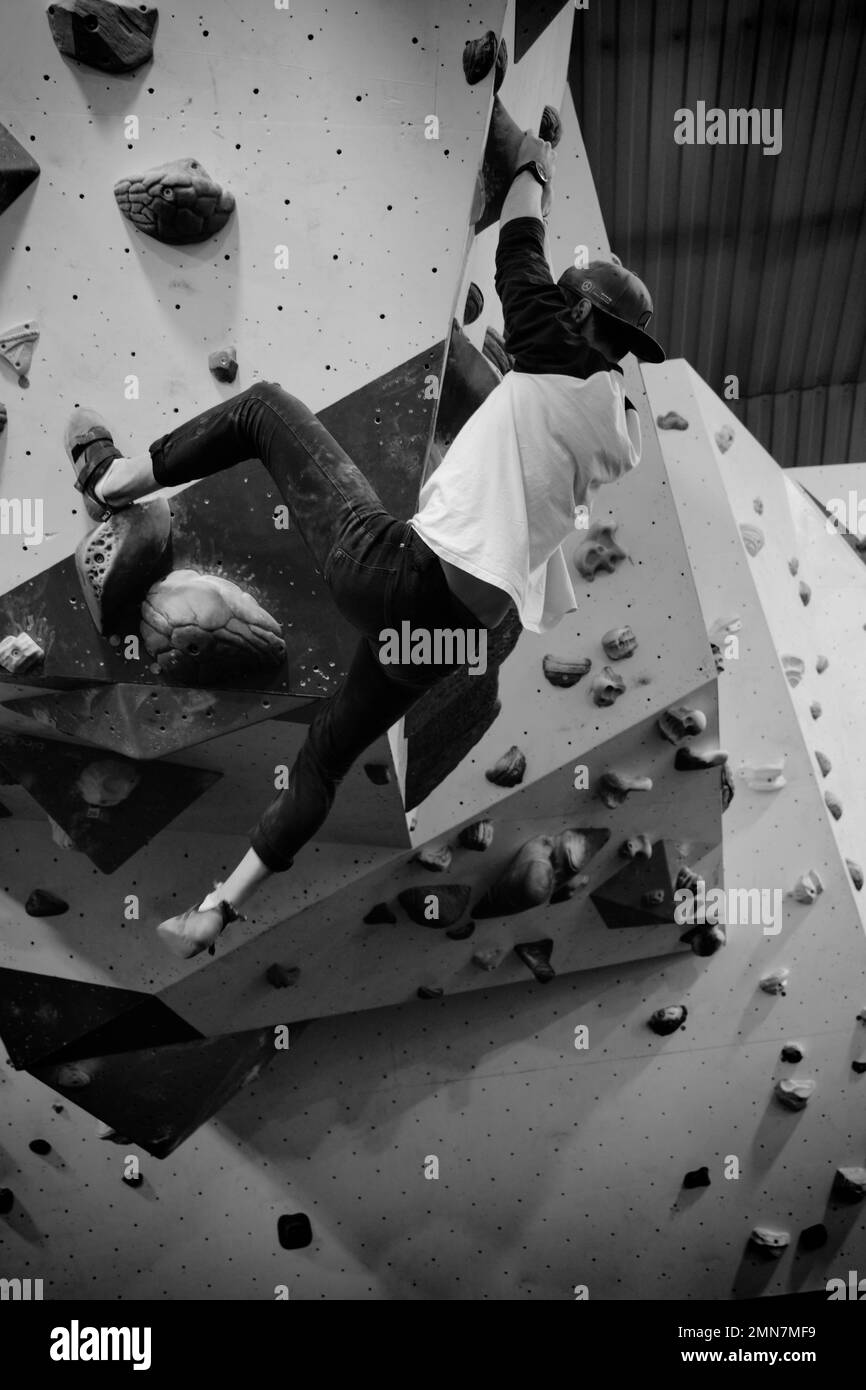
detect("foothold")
[0,632,44,674]
[740,523,765,557]
[753,497,763,515]
[54,1063,92,1089]
[846,859,863,891]
[0,401,6,434]
[674,746,729,771]
[77,758,140,808]
[774,1077,815,1111]
[620,835,652,860]
[208,347,238,383]
[780,1043,804,1062]
[445,919,475,940]
[680,921,726,957]
[462,30,507,90]
[362,902,396,925]
[542,653,592,687]
[574,522,628,581]
[824,790,842,820]
[417,985,444,1000]
[74,497,173,636]
[141,569,285,681]
[0,1188,13,1215]
[814,751,831,778]
[591,666,626,707]
[682,1167,711,1189]
[397,884,471,929]
[799,1223,828,1251]
[809,701,821,720]
[473,828,609,919]
[122,1172,144,1188]
[514,938,555,983]
[97,1122,130,1143]
[710,642,725,674]
[832,1167,866,1203]
[657,705,707,744]
[815,654,829,674]
[759,969,789,996]
[788,556,799,575]
[29,1139,52,1156]
[714,425,734,452]
[642,889,666,907]
[790,870,823,904]
[781,654,805,687]
[858,1009,866,1025]
[458,819,493,851]
[656,410,688,430]
[115,157,235,244]
[741,759,786,792]
[748,1228,789,1259]
[601,626,637,660]
[46,1,158,74]
[363,762,391,785]
[852,1060,866,1075]
[0,321,39,380]
[648,1006,687,1036]
[798,581,811,607]
[24,889,69,917]
[265,963,300,989]
[48,816,75,850]
[462,282,484,325]
[471,946,506,971]
[596,771,653,808]
[720,762,735,812]
[0,123,41,218]
[485,744,526,788]
[413,843,453,873]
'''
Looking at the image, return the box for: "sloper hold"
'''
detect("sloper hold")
[114,157,235,244]
[24,889,69,918]
[46,1,158,73]
[141,569,285,683]
[75,498,172,636]
[473,828,609,919]
[0,123,40,217]
[397,884,471,928]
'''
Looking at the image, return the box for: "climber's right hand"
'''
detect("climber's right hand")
[516,131,556,180]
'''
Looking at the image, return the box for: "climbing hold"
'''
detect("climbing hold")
[0,632,43,674]
[397,884,471,928]
[748,1228,789,1259]
[591,666,626,707]
[485,744,526,788]
[265,964,300,989]
[542,653,592,687]
[29,1139,52,1155]
[721,762,735,812]
[759,969,789,996]
[680,921,727,957]
[208,347,238,383]
[739,523,765,557]
[462,30,507,90]
[362,902,396,925]
[814,751,831,778]
[774,1078,815,1111]
[753,498,763,515]
[0,1188,13,1214]
[457,819,493,851]
[788,556,799,575]
[846,860,863,891]
[77,758,140,808]
[141,569,285,681]
[0,123,41,218]
[54,1063,92,1088]
[740,759,786,792]
[445,920,475,940]
[809,702,822,722]
[482,326,513,377]
[674,746,729,771]
[417,985,444,1000]
[780,1043,804,1062]
[815,654,829,674]
[852,1060,866,1074]
[363,762,391,785]
[115,157,235,244]
[832,1168,866,1203]
[648,1006,687,1036]
[714,425,734,453]
[656,411,688,430]
[620,835,652,860]
[0,321,39,380]
[790,870,823,904]
[46,1,158,73]
[96,1123,129,1143]
[657,706,707,744]
[413,843,453,873]
[824,790,843,820]
[514,939,555,983]
[574,522,628,581]
[782,654,805,687]
[277,1212,313,1249]
[601,626,638,660]
[596,771,653,808]
[472,828,609,919]
[799,1224,828,1251]
[122,1171,144,1188]
[0,402,6,434]
[462,282,484,325]
[798,581,811,607]
[471,946,506,971]
[682,1167,711,1189]
[710,642,725,674]
[74,497,173,636]
[642,889,666,907]
[24,889,69,917]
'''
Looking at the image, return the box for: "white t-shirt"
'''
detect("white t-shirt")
[409,368,641,633]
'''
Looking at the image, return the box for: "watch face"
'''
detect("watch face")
[533,161,548,183]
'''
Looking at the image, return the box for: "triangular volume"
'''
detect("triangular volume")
[590,841,684,930]
[0,321,39,378]
[0,967,152,1070]
[0,124,40,217]
[30,1027,284,1158]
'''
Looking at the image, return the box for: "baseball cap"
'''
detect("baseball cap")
[557,259,665,363]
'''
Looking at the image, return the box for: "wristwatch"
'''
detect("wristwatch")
[512,160,548,187]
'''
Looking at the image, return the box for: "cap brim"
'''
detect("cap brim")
[594,306,666,364]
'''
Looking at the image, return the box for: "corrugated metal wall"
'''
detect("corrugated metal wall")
[567,0,866,467]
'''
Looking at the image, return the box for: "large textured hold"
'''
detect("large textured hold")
[46,1,158,73]
[0,123,41,217]
[74,498,172,636]
[462,30,507,90]
[473,828,609,919]
[0,632,44,674]
[833,1167,866,1202]
[774,1077,815,1111]
[748,1228,789,1259]
[648,1006,687,1036]
[514,939,555,983]
[25,889,69,918]
[141,569,285,681]
[574,521,628,581]
[0,321,39,380]
[397,884,471,929]
[542,653,591,687]
[114,157,235,244]
[485,744,526,788]
[620,835,652,860]
[596,771,653,808]
[680,921,727,957]
[277,1212,313,1249]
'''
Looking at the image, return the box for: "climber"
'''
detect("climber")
[65,130,664,959]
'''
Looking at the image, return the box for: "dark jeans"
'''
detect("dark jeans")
[148,380,482,872]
